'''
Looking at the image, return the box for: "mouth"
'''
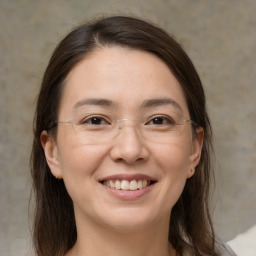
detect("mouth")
[100,179,156,191]
[98,174,157,191]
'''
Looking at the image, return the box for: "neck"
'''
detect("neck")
[67,213,176,256]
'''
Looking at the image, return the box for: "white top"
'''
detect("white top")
[227,225,256,256]
[183,243,237,256]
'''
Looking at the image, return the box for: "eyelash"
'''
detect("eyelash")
[146,115,175,126]
[80,115,176,126]
[81,115,110,125]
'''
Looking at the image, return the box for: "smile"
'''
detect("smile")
[102,179,153,191]
[99,174,157,199]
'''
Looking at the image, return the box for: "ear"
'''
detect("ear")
[41,130,62,179]
[187,127,204,178]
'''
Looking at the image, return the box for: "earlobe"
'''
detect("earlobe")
[188,127,204,178]
[187,168,195,178]
[41,130,62,179]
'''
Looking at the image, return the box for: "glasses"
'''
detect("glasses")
[53,111,195,145]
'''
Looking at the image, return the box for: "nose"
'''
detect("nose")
[109,123,149,165]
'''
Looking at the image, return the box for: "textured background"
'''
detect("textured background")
[0,0,255,255]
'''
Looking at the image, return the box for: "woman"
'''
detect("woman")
[31,16,236,256]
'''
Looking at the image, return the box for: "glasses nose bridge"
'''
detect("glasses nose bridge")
[114,118,146,146]
[116,118,141,132]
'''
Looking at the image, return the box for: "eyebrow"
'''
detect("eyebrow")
[141,98,182,111]
[73,97,182,111]
[73,98,115,109]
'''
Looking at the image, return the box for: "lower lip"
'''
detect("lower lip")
[101,183,156,200]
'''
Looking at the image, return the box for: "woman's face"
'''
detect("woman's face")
[42,46,203,232]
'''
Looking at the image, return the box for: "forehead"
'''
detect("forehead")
[59,46,189,117]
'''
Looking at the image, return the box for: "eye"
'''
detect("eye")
[81,116,110,126]
[146,116,175,126]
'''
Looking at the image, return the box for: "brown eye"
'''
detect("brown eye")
[147,116,175,126]
[151,117,164,125]
[82,116,109,126]
[90,117,104,125]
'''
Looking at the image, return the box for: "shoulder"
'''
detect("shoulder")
[220,243,237,256]
[182,243,237,256]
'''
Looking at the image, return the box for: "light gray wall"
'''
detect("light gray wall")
[0,0,255,255]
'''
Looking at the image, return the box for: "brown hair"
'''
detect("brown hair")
[31,16,219,256]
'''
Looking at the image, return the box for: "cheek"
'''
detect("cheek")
[56,130,108,194]
[153,141,191,207]
[155,139,192,174]
[57,143,109,211]
[161,147,190,189]
[59,145,107,176]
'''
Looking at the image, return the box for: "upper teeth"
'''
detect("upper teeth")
[103,179,149,190]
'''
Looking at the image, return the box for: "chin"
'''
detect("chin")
[98,207,161,233]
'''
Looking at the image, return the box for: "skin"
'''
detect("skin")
[41,46,203,256]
